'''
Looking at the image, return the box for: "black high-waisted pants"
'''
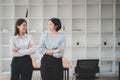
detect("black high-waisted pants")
[41,54,63,80]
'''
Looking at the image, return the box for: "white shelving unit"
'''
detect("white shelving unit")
[0,0,120,76]
[72,0,86,73]
[0,0,14,75]
[71,0,118,76]
[100,0,115,75]
[115,0,120,75]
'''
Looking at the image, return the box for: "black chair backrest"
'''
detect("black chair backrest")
[75,59,99,78]
[76,59,99,69]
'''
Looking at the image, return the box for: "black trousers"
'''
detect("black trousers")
[10,55,33,80]
[41,54,63,80]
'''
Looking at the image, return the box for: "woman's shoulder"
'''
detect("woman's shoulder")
[10,35,17,42]
[59,32,65,38]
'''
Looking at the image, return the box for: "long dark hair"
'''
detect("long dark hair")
[49,18,61,31]
[14,19,27,36]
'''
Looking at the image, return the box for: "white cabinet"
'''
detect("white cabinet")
[0,0,120,76]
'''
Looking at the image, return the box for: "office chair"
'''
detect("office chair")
[73,59,100,80]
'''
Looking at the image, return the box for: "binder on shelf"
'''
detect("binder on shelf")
[26,8,28,18]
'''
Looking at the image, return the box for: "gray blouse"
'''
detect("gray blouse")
[38,31,66,58]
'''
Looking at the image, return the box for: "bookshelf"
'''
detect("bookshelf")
[0,0,120,76]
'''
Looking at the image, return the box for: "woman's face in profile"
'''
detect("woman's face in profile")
[48,20,56,31]
[17,22,27,34]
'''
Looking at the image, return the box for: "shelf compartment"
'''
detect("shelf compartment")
[1,46,12,59]
[57,5,71,18]
[86,19,99,32]
[86,5,99,18]
[72,5,85,18]
[60,18,72,31]
[1,60,11,73]
[86,0,99,4]
[115,33,120,45]
[115,61,119,74]
[0,0,14,4]
[101,33,115,45]
[101,19,114,32]
[100,60,114,74]
[72,47,86,59]
[72,0,85,4]
[116,19,120,31]
[72,32,85,45]
[29,5,42,18]
[43,5,57,18]
[101,5,113,18]
[29,0,42,4]
[116,0,120,4]
[1,33,12,45]
[115,47,120,58]
[101,47,114,60]
[64,47,72,59]
[58,0,71,4]
[29,19,43,32]
[65,34,72,47]
[86,33,100,45]
[86,46,100,59]
[0,5,14,18]
[14,0,28,4]
[43,18,49,31]
[0,19,14,32]
[14,5,28,18]
[101,0,113,4]
[116,5,120,18]
[72,18,85,31]
[43,0,57,4]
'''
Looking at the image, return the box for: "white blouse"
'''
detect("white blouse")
[10,34,35,57]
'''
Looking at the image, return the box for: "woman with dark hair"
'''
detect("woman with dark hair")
[39,18,66,80]
[10,18,35,80]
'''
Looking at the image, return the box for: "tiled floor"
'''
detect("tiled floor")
[32,76,118,80]
[0,75,119,80]
[72,77,118,80]
[99,77,118,80]
[33,76,119,80]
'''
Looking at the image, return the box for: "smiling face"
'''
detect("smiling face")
[48,20,56,32]
[17,21,27,34]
